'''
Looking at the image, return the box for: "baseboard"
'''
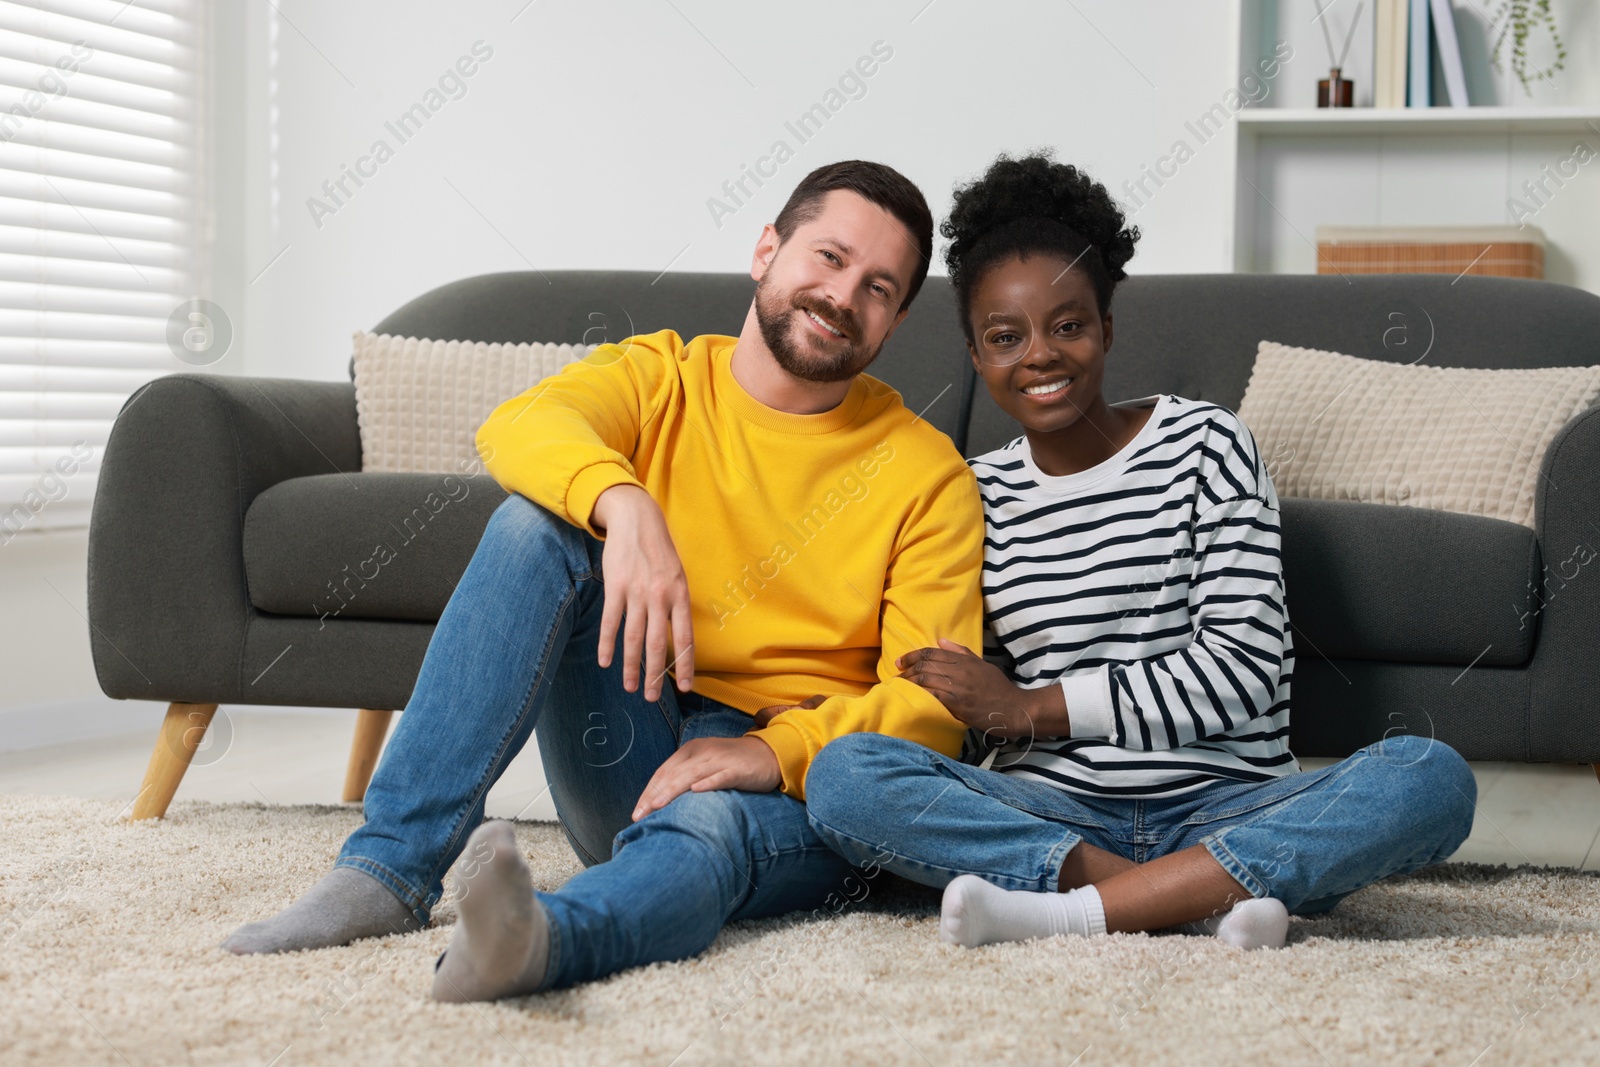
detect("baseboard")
[0,695,350,754]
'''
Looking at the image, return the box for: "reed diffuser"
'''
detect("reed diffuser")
[1314,0,1363,107]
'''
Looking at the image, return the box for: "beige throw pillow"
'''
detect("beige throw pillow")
[351,331,596,474]
[1236,341,1600,528]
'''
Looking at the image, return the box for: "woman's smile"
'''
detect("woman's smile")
[1019,375,1074,401]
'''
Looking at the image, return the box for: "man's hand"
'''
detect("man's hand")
[897,637,1068,741]
[591,484,694,701]
[630,737,782,821]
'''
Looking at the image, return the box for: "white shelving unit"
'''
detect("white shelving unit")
[1238,106,1600,136]
[1228,2,1600,290]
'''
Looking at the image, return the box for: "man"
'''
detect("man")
[221,160,985,1001]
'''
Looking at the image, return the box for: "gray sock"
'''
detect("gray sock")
[431,820,550,1003]
[221,866,420,955]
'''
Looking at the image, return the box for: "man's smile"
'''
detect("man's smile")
[802,306,847,339]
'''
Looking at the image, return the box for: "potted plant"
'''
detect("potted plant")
[1488,0,1567,96]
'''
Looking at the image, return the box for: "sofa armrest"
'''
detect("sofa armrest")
[87,374,361,703]
[1529,403,1600,761]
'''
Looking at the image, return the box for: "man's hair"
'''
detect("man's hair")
[772,160,933,312]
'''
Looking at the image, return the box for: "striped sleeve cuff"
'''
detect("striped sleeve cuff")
[1060,667,1115,739]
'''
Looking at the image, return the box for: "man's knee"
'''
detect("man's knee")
[482,493,589,561]
[465,494,597,599]
[615,788,754,864]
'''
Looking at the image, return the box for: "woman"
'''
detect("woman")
[802,151,1476,950]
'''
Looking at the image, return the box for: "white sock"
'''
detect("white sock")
[1180,896,1289,950]
[940,875,1107,948]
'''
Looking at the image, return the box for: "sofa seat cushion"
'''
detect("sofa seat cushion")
[1281,497,1539,667]
[244,472,507,621]
[245,474,1539,667]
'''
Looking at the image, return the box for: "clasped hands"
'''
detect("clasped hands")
[750,641,1049,740]
[895,638,1063,741]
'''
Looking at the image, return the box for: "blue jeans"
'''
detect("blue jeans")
[336,493,854,990]
[803,731,1477,915]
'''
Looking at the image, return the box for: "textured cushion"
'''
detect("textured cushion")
[363,272,972,449]
[351,331,595,473]
[1238,340,1600,527]
[1280,498,1539,667]
[244,472,507,621]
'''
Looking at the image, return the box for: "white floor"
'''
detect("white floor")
[0,708,562,821]
[1,707,1597,871]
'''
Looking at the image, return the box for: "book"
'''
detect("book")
[1389,0,1410,105]
[1430,0,1470,106]
[1408,0,1430,107]
[1377,0,1410,107]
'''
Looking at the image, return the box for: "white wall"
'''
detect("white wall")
[0,0,1243,740]
[0,530,99,706]
[219,0,1242,381]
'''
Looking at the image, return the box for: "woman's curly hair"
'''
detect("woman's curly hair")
[941,150,1140,342]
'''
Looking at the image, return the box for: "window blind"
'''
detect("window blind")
[0,0,203,537]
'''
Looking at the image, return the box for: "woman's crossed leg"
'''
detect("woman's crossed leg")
[804,731,1476,948]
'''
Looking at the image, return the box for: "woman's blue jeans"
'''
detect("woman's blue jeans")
[335,493,854,990]
[804,731,1478,916]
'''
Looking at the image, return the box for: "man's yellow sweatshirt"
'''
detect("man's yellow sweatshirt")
[474,329,983,800]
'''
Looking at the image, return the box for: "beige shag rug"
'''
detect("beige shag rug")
[3,794,1599,1066]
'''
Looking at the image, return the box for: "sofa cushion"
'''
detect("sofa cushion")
[244,472,506,621]
[1238,340,1600,528]
[1281,497,1539,667]
[351,331,596,474]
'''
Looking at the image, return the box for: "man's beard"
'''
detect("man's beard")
[753,275,882,384]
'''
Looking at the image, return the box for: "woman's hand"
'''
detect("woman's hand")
[751,694,828,729]
[897,638,1068,741]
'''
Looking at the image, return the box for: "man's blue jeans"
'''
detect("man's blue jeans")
[804,731,1478,915]
[335,493,854,990]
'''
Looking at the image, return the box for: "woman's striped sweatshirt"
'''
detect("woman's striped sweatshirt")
[966,394,1301,798]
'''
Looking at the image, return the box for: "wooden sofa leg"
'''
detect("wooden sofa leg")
[342,709,395,803]
[130,702,219,821]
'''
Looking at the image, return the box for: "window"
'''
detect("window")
[0,0,205,539]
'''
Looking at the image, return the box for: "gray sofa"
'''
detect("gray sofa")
[86,270,1600,817]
